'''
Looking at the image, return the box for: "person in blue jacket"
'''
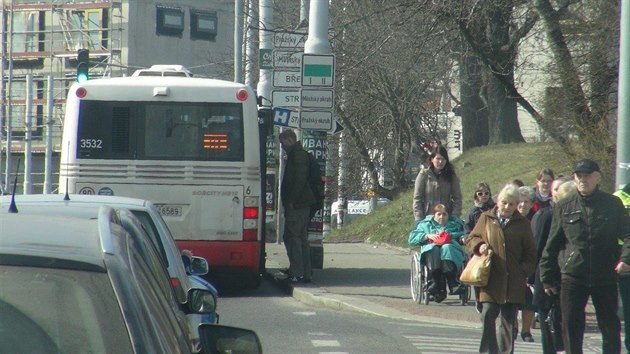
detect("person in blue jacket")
[409,203,466,302]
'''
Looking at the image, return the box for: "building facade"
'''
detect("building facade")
[1,0,235,192]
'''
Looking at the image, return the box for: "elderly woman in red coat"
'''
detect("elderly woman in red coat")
[465,184,537,354]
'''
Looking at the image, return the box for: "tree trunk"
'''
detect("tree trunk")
[460,54,489,149]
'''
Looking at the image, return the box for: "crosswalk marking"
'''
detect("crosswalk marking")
[312,339,341,347]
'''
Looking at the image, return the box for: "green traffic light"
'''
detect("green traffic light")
[76,49,89,82]
[77,72,88,83]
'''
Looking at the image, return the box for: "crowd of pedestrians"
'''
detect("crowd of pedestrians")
[408,146,630,354]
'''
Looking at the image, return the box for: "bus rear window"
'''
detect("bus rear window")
[77,101,244,161]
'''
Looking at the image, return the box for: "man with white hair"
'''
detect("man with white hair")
[540,159,630,354]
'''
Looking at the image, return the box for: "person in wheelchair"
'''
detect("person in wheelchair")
[409,203,466,303]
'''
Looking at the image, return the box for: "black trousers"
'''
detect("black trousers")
[560,275,621,354]
[479,302,518,354]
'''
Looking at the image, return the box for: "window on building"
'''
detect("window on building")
[156,6,184,37]
[68,9,108,51]
[190,10,217,41]
[10,11,45,53]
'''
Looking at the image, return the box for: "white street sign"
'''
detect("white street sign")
[301,54,335,87]
[300,89,334,109]
[300,111,333,131]
[272,90,300,107]
[273,50,302,68]
[273,70,301,88]
[272,107,299,128]
[273,32,307,49]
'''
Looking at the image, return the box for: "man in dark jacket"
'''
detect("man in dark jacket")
[540,159,630,354]
[279,129,315,283]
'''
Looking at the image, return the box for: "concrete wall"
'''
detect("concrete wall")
[125,0,235,80]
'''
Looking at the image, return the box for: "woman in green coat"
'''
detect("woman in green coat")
[409,204,466,302]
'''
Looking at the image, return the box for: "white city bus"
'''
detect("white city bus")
[60,65,264,285]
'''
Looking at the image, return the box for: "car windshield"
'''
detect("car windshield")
[0,265,132,353]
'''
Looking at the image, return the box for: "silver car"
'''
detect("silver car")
[0,194,217,352]
[0,207,261,353]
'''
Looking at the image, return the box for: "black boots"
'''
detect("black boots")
[445,271,465,296]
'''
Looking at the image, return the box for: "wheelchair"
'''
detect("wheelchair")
[410,250,471,305]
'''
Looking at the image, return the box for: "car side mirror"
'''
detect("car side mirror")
[189,256,209,275]
[187,288,216,314]
[199,324,262,354]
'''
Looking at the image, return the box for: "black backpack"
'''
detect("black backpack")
[306,152,325,218]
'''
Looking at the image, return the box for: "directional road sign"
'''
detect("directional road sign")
[301,54,335,87]
[273,70,301,88]
[273,50,302,68]
[300,89,334,109]
[328,120,344,135]
[274,32,307,49]
[272,107,299,128]
[259,48,273,70]
[272,90,300,107]
[300,111,333,130]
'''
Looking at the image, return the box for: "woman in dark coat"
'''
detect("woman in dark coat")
[465,184,537,354]
[532,180,574,354]
[465,182,496,235]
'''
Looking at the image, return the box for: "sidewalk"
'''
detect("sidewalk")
[264,242,601,330]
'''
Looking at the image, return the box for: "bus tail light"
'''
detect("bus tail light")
[243,196,259,241]
[236,89,249,101]
[76,87,87,98]
[170,277,179,289]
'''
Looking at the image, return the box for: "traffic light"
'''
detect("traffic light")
[76,49,89,83]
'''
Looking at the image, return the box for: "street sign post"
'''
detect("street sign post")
[300,111,333,130]
[273,32,307,49]
[300,89,334,109]
[272,90,300,107]
[273,70,301,88]
[272,107,300,128]
[259,48,273,70]
[273,50,302,69]
[301,54,335,87]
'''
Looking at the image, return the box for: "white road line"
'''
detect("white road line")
[312,339,341,347]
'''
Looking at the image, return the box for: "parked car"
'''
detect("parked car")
[0,207,261,353]
[0,194,218,351]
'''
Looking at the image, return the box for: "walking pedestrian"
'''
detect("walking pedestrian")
[465,182,496,314]
[515,186,537,343]
[465,182,496,235]
[413,145,462,221]
[279,129,315,283]
[531,168,555,214]
[613,183,630,354]
[532,179,574,354]
[540,159,630,354]
[465,184,537,354]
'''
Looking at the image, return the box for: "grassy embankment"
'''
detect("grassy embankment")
[325,142,579,247]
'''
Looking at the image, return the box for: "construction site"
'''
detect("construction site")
[1,0,234,192]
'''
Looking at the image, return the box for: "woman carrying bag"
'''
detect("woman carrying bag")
[465,184,537,354]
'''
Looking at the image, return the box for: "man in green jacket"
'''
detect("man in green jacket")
[614,183,630,354]
[540,159,630,354]
[279,129,315,283]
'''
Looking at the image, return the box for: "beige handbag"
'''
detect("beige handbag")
[459,250,492,287]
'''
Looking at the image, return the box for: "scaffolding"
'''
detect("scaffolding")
[0,0,124,192]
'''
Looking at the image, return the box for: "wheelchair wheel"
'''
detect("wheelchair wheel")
[410,253,423,304]
[421,265,430,305]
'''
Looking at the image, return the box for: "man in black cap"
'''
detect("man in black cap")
[540,159,630,354]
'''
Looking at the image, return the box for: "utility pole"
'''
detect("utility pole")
[616,0,630,189]
[303,0,333,268]
[244,0,257,87]
[234,0,244,83]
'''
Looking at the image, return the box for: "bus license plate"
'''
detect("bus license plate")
[156,205,183,217]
